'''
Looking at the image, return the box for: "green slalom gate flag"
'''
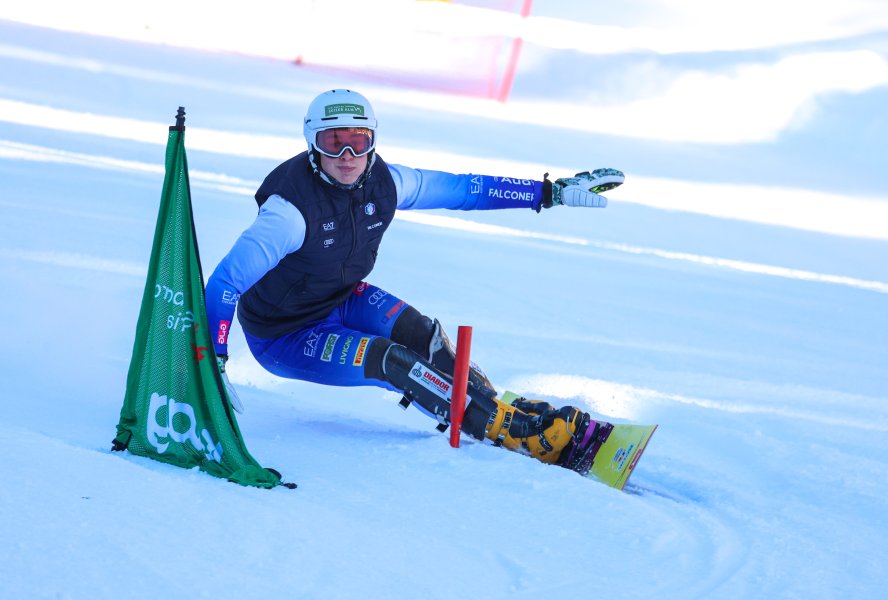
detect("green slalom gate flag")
[113,107,291,489]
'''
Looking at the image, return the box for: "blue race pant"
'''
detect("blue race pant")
[244,282,409,390]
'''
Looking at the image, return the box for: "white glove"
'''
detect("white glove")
[217,355,244,414]
[546,168,624,209]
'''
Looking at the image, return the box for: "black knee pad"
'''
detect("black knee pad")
[390,306,435,358]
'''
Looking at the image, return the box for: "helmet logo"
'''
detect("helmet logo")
[325,103,365,117]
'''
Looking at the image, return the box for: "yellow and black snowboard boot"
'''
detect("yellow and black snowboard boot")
[468,394,614,473]
[478,397,587,465]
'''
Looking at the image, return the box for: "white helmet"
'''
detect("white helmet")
[303,89,377,155]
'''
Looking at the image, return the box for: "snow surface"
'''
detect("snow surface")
[1,9,887,600]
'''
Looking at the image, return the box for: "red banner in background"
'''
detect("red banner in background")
[294,0,532,102]
[1,0,532,102]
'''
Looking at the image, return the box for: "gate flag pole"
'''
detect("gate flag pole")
[112,107,293,489]
[449,326,473,448]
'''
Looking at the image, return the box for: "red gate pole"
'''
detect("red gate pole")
[449,326,473,448]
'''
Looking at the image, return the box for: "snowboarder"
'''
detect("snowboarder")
[206,89,624,472]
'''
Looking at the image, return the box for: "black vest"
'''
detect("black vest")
[237,152,397,338]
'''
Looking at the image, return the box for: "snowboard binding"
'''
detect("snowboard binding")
[558,414,614,475]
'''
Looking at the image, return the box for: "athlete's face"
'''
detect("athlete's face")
[319,149,368,186]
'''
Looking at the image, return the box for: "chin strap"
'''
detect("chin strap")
[309,150,377,190]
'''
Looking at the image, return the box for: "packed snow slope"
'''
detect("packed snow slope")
[1,11,887,600]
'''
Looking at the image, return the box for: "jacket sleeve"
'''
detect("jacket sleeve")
[388,163,545,211]
[205,195,306,357]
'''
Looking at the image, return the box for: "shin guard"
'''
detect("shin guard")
[382,344,498,436]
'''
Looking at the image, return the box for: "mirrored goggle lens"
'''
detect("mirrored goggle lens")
[315,127,375,157]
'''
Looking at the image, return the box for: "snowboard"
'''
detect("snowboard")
[501,391,657,491]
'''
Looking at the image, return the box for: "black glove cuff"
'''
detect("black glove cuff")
[539,173,554,213]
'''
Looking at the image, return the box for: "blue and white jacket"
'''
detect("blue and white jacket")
[205,152,544,357]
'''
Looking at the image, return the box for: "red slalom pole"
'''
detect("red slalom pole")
[449,326,473,448]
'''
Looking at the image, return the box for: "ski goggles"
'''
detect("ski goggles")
[314,127,375,158]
